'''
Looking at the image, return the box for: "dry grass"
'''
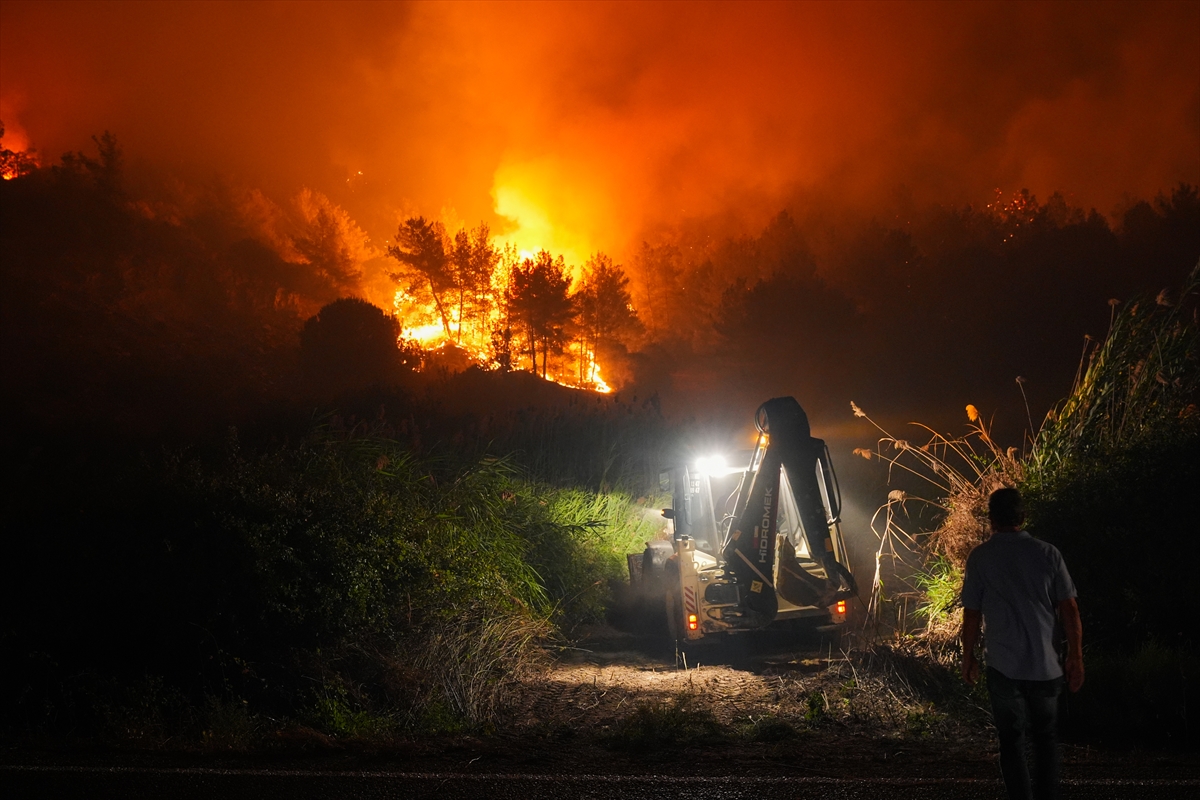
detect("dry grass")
[850,402,1023,638]
[850,264,1198,650]
[408,606,555,727]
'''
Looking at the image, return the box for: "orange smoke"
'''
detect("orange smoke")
[1,1,1196,273]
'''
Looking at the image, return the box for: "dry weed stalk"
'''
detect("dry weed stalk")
[762,644,981,736]
[850,401,1023,638]
[410,605,553,726]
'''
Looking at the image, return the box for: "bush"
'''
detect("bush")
[1,424,657,739]
[854,264,1199,747]
[1024,263,1200,648]
[1025,431,1200,649]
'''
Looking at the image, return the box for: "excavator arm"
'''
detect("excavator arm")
[722,397,857,622]
[626,396,857,642]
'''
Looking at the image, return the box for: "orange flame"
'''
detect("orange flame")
[390,241,613,394]
[0,117,38,180]
[0,145,38,180]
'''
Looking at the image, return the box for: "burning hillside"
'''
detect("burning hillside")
[2,126,1197,446]
[0,1,1197,435]
[385,217,631,393]
[1,122,37,180]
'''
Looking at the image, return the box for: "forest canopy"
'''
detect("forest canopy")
[1,131,1197,442]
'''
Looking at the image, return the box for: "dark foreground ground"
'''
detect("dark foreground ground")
[4,626,1197,798]
[4,739,1198,800]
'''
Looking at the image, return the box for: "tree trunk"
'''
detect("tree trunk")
[429,278,452,338]
[456,288,465,344]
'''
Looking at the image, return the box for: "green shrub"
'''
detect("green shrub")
[310,684,395,739]
[1023,264,1199,648]
[913,556,961,625]
[804,691,828,724]
[3,423,665,740]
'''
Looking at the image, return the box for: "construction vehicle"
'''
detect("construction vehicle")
[628,397,857,642]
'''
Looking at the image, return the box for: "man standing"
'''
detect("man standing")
[962,487,1084,800]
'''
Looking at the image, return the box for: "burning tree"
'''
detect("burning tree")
[449,222,500,345]
[505,250,574,378]
[387,217,455,337]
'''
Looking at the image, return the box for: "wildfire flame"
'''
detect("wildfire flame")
[0,118,38,180]
[0,143,37,180]
[491,164,594,275]
[391,234,613,394]
[494,185,555,260]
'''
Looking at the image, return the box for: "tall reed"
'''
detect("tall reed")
[850,402,1022,638]
[1027,261,1199,486]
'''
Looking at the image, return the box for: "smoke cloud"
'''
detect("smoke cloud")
[3,1,1196,261]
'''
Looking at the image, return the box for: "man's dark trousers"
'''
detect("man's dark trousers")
[986,667,1063,800]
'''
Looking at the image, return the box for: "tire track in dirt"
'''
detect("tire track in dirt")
[508,625,864,734]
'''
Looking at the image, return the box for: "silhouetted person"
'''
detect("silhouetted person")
[962,487,1084,800]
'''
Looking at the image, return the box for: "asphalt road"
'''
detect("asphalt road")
[5,765,1199,800]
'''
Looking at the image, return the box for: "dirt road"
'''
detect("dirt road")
[4,625,1196,796]
[6,764,1199,800]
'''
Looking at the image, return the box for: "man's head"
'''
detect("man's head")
[988,487,1025,529]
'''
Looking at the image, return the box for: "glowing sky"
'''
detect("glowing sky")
[2,1,1198,262]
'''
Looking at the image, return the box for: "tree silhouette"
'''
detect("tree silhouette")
[489,324,515,372]
[573,253,642,383]
[630,241,683,338]
[300,298,406,394]
[506,251,574,378]
[291,189,370,303]
[56,131,123,197]
[386,217,453,337]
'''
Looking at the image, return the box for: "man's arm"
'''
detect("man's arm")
[1059,597,1084,692]
[961,608,982,685]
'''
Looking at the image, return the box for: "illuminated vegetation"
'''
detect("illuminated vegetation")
[858,265,1200,742]
[3,423,669,739]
